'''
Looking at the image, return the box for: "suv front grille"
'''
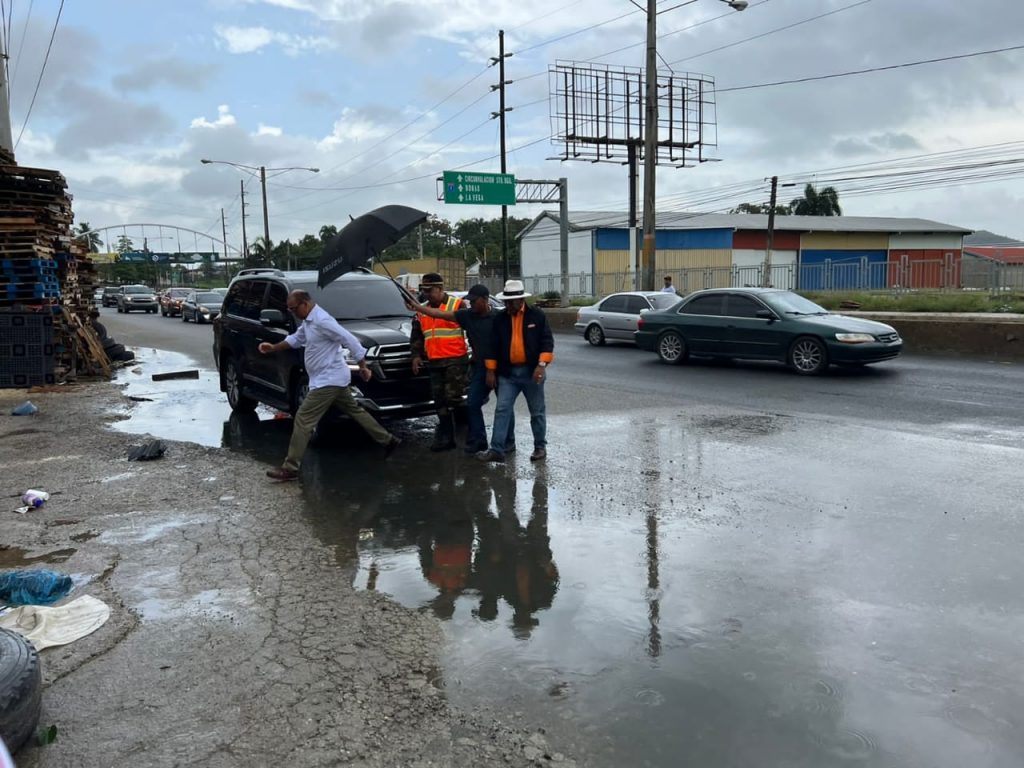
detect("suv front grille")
[372,343,416,379]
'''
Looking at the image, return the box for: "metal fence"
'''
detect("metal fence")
[479,258,1024,297]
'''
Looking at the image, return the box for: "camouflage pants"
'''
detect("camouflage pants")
[429,357,469,413]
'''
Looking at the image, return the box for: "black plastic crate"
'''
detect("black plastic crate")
[0,312,55,329]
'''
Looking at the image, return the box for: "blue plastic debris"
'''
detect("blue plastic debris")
[11,401,38,416]
[0,570,73,606]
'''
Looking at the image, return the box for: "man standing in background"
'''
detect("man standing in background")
[407,283,514,454]
[410,273,470,452]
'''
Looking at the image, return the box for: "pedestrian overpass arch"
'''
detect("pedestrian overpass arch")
[76,223,240,257]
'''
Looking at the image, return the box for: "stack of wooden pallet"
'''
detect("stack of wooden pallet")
[0,163,110,385]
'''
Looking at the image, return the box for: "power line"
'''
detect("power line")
[719,43,1024,93]
[14,0,62,150]
[10,0,33,92]
[668,0,872,66]
[514,8,640,56]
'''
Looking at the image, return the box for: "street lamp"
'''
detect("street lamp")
[641,0,746,290]
[200,159,319,263]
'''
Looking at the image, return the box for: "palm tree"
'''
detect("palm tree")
[790,184,842,216]
[319,224,338,242]
[249,236,270,266]
[74,222,103,252]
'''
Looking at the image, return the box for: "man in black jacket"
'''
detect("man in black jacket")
[477,280,554,463]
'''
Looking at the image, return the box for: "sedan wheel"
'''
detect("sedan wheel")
[789,336,828,375]
[585,324,606,346]
[224,357,257,412]
[657,331,687,365]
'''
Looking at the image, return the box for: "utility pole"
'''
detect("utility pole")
[641,0,659,292]
[559,177,569,307]
[417,224,424,259]
[491,30,513,282]
[0,35,13,157]
[240,180,249,268]
[764,175,778,287]
[259,166,271,263]
[220,208,228,262]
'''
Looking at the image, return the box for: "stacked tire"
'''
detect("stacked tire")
[0,628,42,755]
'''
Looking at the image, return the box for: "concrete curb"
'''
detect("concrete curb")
[540,307,1024,361]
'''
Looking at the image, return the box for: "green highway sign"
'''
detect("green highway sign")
[442,171,516,206]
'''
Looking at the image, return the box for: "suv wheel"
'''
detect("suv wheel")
[290,373,309,416]
[224,357,257,412]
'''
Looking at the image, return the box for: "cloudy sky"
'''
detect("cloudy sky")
[4,0,1023,253]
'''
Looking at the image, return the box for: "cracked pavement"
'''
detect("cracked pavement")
[2,384,576,767]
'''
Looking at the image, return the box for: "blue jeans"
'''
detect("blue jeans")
[489,365,546,456]
[467,364,514,450]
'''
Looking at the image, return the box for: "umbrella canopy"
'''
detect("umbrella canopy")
[318,205,429,288]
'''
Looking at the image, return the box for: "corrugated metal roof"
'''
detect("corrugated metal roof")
[519,210,972,238]
[964,247,1024,264]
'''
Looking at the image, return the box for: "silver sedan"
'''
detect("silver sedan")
[575,291,682,346]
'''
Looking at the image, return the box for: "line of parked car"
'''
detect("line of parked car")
[98,285,228,323]
[575,287,903,375]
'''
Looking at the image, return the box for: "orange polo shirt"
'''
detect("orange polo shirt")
[487,306,554,369]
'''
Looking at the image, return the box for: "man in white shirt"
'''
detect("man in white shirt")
[661,275,677,294]
[259,289,400,481]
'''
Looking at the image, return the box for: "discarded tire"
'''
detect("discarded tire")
[0,628,42,754]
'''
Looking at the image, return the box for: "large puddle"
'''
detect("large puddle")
[114,351,1024,767]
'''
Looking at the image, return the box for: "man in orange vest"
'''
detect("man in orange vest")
[410,273,470,451]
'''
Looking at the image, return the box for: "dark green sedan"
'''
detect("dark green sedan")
[635,288,902,375]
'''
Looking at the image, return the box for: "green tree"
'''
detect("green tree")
[74,222,102,252]
[115,234,134,254]
[319,224,338,242]
[730,202,792,215]
[790,184,842,216]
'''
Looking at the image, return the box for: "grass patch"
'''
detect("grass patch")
[804,292,1024,314]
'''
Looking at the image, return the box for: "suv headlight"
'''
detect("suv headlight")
[835,332,875,344]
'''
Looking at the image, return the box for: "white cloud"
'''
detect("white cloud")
[257,124,284,137]
[214,25,333,55]
[191,105,237,129]
[318,107,395,148]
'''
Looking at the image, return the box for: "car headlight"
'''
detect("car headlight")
[201,307,210,314]
[835,332,875,343]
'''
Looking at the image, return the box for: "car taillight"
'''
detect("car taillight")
[637,317,644,330]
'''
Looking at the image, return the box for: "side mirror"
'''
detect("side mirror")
[755,309,776,321]
[260,309,286,326]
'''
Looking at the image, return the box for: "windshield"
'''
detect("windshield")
[762,291,828,315]
[168,289,190,297]
[649,293,682,310]
[195,292,222,303]
[303,280,414,320]
[125,286,150,294]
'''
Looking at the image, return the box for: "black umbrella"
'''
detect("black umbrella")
[318,205,429,288]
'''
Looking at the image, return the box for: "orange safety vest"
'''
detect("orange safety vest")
[420,294,468,360]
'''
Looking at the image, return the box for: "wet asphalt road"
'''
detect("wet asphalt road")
[100,308,1024,767]
[100,307,1024,442]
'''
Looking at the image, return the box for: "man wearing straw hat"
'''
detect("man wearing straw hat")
[477,280,554,463]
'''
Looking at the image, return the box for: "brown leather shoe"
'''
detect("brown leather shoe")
[476,449,505,463]
[529,448,547,462]
[266,466,299,482]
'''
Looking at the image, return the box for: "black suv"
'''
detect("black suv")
[213,268,434,417]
